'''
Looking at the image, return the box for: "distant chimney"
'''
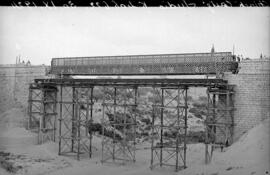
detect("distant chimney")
[211,44,215,53]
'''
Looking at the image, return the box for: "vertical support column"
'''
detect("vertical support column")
[160,88,164,167]
[76,89,81,160]
[226,90,230,144]
[89,87,94,158]
[101,87,105,163]
[211,93,216,157]
[183,87,188,169]
[226,86,234,145]
[86,88,90,153]
[150,86,159,170]
[113,87,117,161]
[42,89,46,131]
[175,88,180,172]
[38,87,45,144]
[58,85,63,155]
[150,98,155,170]
[133,87,138,162]
[28,87,33,130]
[71,87,75,153]
[123,93,127,163]
[205,86,234,164]
[205,87,210,164]
[53,90,57,142]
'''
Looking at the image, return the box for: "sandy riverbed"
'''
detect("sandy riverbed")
[0,107,269,175]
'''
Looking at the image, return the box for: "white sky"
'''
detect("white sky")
[0,7,269,65]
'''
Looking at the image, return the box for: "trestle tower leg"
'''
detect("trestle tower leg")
[28,83,57,144]
[58,85,94,160]
[101,86,138,164]
[205,86,234,164]
[150,86,188,172]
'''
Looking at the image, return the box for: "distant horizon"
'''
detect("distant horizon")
[1,7,269,65]
[4,46,269,65]
[1,57,269,67]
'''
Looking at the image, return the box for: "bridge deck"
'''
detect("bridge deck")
[50,52,238,75]
[34,78,228,87]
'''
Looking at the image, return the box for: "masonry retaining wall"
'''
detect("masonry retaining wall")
[224,59,270,141]
[0,64,49,112]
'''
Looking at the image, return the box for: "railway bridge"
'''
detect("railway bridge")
[28,51,238,171]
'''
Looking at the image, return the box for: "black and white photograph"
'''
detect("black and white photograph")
[0,6,269,175]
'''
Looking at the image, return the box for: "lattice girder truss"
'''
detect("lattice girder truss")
[58,85,94,160]
[150,86,188,172]
[205,86,234,164]
[101,86,138,164]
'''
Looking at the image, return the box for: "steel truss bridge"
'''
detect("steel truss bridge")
[50,52,238,75]
[28,52,236,172]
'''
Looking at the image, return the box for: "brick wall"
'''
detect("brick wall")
[0,64,49,112]
[224,59,270,141]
